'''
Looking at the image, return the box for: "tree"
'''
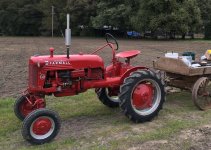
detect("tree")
[0,0,205,38]
[91,0,133,30]
[0,1,18,35]
[37,0,66,36]
[0,0,42,35]
[197,0,211,39]
[131,0,202,39]
[65,0,97,35]
[37,0,97,36]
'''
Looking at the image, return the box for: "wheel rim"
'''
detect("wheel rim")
[193,78,211,110]
[131,79,161,116]
[19,96,45,117]
[105,88,119,103]
[30,116,55,140]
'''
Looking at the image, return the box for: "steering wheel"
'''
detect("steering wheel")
[105,33,119,50]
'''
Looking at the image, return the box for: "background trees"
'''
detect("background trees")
[91,0,131,30]
[197,0,211,39]
[0,0,210,38]
[65,0,97,35]
[0,0,42,35]
[131,0,201,39]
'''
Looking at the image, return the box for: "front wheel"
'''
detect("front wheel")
[22,108,61,145]
[14,95,46,121]
[119,70,165,123]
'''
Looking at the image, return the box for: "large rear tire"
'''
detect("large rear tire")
[22,108,61,145]
[95,88,119,108]
[119,70,165,123]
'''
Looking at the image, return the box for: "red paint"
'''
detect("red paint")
[30,54,104,69]
[116,50,141,59]
[32,117,52,135]
[20,99,34,117]
[23,42,146,111]
[132,84,153,109]
[71,69,85,78]
[19,96,45,117]
[49,47,54,58]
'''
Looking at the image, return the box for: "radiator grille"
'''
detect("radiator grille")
[29,64,38,87]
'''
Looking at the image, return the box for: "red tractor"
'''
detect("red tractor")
[14,15,165,144]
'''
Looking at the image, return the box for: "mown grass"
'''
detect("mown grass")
[0,90,211,150]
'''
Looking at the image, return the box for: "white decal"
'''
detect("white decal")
[45,60,70,66]
[40,74,45,80]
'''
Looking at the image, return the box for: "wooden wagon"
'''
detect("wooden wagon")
[153,57,211,110]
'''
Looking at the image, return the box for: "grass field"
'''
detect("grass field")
[0,90,211,150]
[1,37,211,149]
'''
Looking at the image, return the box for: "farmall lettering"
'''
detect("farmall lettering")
[45,60,71,65]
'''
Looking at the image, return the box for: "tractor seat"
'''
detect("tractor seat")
[116,50,141,59]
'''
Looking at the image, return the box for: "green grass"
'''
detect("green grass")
[0,90,211,150]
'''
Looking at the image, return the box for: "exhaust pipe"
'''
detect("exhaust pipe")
[65,14,71,58]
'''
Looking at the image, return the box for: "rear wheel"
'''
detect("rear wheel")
[119,70,165,123]
[22,108,61,145]
[95,88,119,108]
[14,95,46,121]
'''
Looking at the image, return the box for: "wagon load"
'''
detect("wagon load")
[153,52,211,111]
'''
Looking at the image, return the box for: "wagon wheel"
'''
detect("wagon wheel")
[192,77,211,110]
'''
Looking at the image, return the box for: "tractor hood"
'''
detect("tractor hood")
[29,54,104,70]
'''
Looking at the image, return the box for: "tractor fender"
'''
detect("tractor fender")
[120,67,148,84]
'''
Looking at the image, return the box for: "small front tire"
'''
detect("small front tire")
[22,108,61,145]
[14,95,46,121]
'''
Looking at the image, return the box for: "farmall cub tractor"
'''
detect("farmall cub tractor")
[14,14,165,144]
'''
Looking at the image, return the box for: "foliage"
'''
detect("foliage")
[91,0,132,30]
[0,0,210,38]
[65,0,98,35]
[197,0,211,39]
[0,0,42,35]
[131,0,201,38]
[37,0,66,36]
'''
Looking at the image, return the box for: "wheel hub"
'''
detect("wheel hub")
[32,118,52,135]
[132,84,153,109]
